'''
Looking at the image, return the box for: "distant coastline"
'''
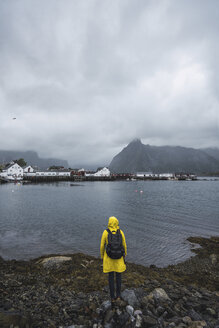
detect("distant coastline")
[1,160,210,183]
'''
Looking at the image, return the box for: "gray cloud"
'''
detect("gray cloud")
[0,0,218,167]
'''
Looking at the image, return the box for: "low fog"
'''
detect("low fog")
[0,0,218,167]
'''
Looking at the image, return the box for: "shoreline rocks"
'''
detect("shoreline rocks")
[38,256,72,268]
[0,236,218,328]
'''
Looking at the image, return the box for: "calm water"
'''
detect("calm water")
[0,180,219,267]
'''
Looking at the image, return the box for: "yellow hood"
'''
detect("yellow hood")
[108,216,119,231]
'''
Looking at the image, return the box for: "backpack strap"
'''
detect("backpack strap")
[106,229,117,246]
[106,229,112,245]
[117,229,123,244]
[107,229,116,234]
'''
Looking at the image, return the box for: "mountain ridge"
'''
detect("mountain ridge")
[0,150,68,169]
[109,139,219,174]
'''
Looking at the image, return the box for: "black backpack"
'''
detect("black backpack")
[106,229,125,259]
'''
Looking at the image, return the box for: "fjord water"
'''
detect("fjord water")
[0,180,218,267]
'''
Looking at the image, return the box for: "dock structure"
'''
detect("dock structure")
[23,175,75,183]
[1,173,198,183]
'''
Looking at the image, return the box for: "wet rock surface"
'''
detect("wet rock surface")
[0,237,218,327]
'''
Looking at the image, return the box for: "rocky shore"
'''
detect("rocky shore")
[0,236,218,328]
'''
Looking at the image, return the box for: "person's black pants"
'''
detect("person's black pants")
[108,272,121,299]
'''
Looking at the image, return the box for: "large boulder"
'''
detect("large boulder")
[38,256,72,268]
[121,289,140,307]
[150,288,170,302]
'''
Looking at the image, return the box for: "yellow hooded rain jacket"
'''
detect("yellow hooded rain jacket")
[100,216,127,273]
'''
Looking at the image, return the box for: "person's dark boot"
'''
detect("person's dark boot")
[111,298,116,308]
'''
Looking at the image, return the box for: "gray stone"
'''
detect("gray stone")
[188,321,207,328]
[206,307,216,316]
[169,316,181,325]
[175,324,187,328]
[130,315,135,322]
[101,300,111,312]
[126,305,134,316]
[182,316,192,324]
[118,312,129,326]
[157,305,165,315]
[142,315,157,327]
[63,308,70,319]
[121,289,140,307]
[116,308,122,316]
[134,310,142,316]
[141,295,149,305]
[150,288,170,302]
[192,291,202,298]
[104,309,114,324]
[135,314,142,327]
[39,256,72,268]
[96,308,102,315]
[188,309,202,321]
[167,323,176,328]
[104,324,112,328]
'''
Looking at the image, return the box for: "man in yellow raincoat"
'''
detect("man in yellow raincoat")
[100,216,127,302]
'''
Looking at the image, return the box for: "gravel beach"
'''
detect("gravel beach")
[0,236,218,328]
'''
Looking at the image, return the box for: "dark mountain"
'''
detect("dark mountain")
[201,147,219,161]
[0,150,68,169]
[109,139,219,174]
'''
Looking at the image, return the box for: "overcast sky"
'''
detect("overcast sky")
[0,0,218,167]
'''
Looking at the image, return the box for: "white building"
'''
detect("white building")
[136,172,153,178]
[23,165,34,173]
[23,165,35,177]
[0,163,71,181]
[159,173,174,179]
[86,167,110,177]
[34,170,71,177]
[57,171,71,177]
[0,162,23,181]
[78,168,85,173]
[136,172,175,179]
[94,167,110,177]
